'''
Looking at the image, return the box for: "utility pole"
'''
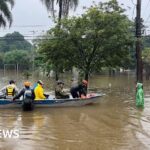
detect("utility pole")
[136,0,143,83]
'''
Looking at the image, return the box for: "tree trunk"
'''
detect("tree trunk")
[84,71,89,93]
[55,69,59,81]
[84,72,89,81]
[54,66,60,82]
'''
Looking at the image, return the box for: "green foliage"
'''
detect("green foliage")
[143,48,150,64]
[4,50,32,69]
[0,32,32,52]
[23,71,32,79]
[0,52,4,68]
[38,30,72,74]
[143,36,150,48]
[37,0,134,80]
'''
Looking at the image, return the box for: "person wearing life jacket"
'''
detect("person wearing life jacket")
[136,82,144,107]
[70,80,88,98]
[0,80,18,99]
[13,81,34,101]
[34,80,48,100]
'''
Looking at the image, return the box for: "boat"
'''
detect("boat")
[0,93,104,109]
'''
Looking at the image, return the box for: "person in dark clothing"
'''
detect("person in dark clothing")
[13,81,34,111]
[55,80,69,99]
[70,80,88,98]
[13,81,34,101]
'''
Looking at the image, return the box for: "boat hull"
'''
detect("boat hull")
[0,93,104,109]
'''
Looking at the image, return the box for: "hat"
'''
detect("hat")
[24,81,31,87]
[57,80,64,85]
[37,80,44,85]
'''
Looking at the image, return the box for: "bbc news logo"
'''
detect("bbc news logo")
[0,129,20,138]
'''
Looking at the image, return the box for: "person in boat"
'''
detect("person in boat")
[55,80,69,99]
[0,80,18,99]
[34,80,48,100]
[70,80,88,98]
[70,78,78,88]
[13,81,34,101]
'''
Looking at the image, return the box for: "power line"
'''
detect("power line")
[0,24,51,28]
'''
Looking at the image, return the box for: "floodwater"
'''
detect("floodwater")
[1,73,150,150]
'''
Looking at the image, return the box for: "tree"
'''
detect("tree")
[62,0,133,80]
[142,48,150,80]
[38,0,134,81]
[143,35,150,48]
[0,0,14,27]
[0,32,32,52]
[40,0,79,80]
[0,53,4,68]
[40,0,78,22]
[38,29,73,79]
[4,50,32,70]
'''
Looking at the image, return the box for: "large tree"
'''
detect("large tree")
[4,50,32,70]
[0,0,14,27]
[38,0,134,81]
[40,0,79,80]
[0,32,32,52]
[40,0,78,22]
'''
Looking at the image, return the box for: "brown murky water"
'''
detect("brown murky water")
[0,73,150,150]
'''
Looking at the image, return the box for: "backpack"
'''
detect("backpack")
[24,88,33,99]
[22,88,34,111]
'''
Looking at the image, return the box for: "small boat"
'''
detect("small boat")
[0,93,104,109]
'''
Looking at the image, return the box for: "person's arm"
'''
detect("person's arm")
[13,89,25,100]
[0,86,6,94]
[78,85,86,97]
[14,85,19,94]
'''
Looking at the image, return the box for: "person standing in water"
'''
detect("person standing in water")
[136,82,144,107]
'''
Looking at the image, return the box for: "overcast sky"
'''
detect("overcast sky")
[0,0,150,37]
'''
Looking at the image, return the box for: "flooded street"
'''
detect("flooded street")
[0,74,150,150]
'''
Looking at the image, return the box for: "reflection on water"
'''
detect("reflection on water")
[0,74,150,150]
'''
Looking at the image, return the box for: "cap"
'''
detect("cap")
[57,80,64,85]
[37,80,44,85]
